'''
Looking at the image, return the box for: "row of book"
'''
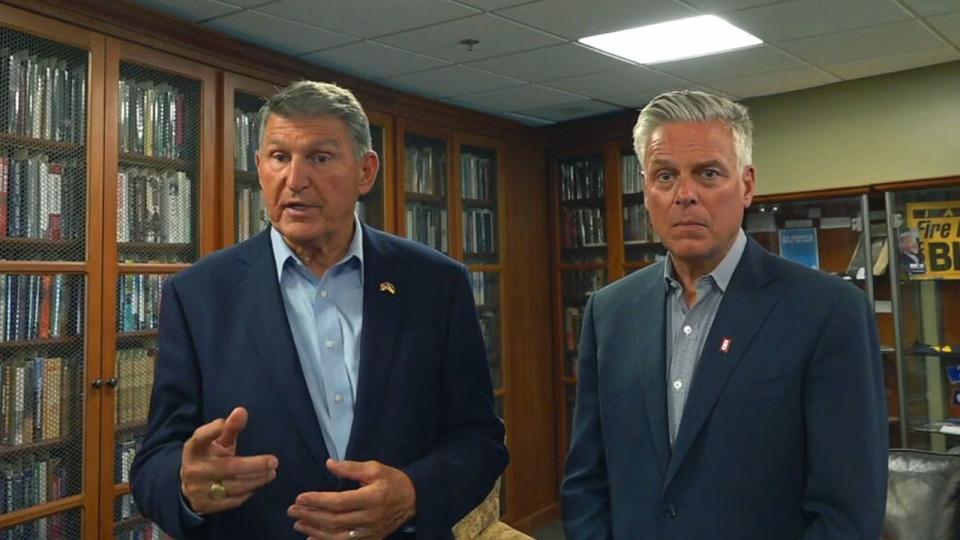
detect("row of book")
[1,274,77,342]
[565,268,605,300]
[469,271,497,307]
[559,158,604,201]
[236,187,269,243]
[404,145,447,196]
[0,355,71,446]
[234,108,260,172]
[117,274,167,333]
[0,154,84,240]
[564,306,584,353]
[116,437,141,502]
[2,48,86,143]
[405,203,448,253]
[621,154,642,195]
[463,208,496,256]
[460,153,495,201]
[562,207,606,249]
[623,202,660,244]
[115,347,155,427]
[118,79,188,160]
[0,454,67,516]
[117,168,193,244]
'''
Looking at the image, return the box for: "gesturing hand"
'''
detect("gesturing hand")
[179,407,279,515]
[287,459,417,540]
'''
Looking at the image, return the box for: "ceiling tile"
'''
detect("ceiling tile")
[824,46,960,79]
[258,0,478,38]
[136,0,239,22]
[601,82,723,108]
[453,84,584,110]
[898,0,960,16]
[514,99,624,122]
[656,45,805,82]
[497,0,698,40]
[928,11,960,45]
[681,0,789,12]
[379,65,524,98]
[711,67,840,97]
[779,20,946,64]
[540,67,686,97]
[465,44,628,82]
[501,111,557,126]
[302,42,450,79]
[377,14,563,62]
[205,10,357,55]
[454,0,538,10]
[721,0,911,42]
[219,0,277,6]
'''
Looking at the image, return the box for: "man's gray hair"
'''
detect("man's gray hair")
[258,80,372,159]
[633,90,754,170]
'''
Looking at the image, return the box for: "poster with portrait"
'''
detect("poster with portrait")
[778,227,819,270]
[904,200,960,280]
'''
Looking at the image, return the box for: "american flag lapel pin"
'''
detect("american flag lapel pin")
[379,281,396,295]
[719,337,733,354]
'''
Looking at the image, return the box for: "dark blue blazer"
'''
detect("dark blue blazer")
[562,237,888,539]
[131,225,507,539]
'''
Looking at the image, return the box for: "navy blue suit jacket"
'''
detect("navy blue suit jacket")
[130,225,507,539]
[562,237,888,539]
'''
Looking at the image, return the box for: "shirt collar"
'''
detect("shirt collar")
[270,213,365,283]
[664,228,746,293]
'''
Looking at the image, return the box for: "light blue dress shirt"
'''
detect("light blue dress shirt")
[270,217,364,461]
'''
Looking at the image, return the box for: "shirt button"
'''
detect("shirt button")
[673,380,683,390]
[682,325,692,335]
[319,290,327,298]
[325,340,336,349]
[334,393,343,403]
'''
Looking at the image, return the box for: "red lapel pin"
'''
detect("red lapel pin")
[719,337,733,354]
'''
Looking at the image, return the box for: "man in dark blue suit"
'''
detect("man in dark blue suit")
[561,90,888,539]
[131,81,507,539]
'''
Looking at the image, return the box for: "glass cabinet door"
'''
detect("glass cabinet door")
[886,185,960,451]
[559,155,606,265]
[403,132,449,254]
[357,119,387,231]
[461,146,498,266]
[232,91,269,244]
[620,151,664,271]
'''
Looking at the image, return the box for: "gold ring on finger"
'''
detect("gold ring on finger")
[208,480,228,500]
[348,530,358,539]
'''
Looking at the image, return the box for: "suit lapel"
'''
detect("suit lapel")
[239,230,333,476]
[344,226,403,459]
[663,239,778,488]
[631,267,671,475]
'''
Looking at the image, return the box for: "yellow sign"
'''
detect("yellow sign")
[904,201,960,279]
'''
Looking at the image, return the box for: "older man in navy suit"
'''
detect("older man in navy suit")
[561,90,888,539]
[131,81,507,540]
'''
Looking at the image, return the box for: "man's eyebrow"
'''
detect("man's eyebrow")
[693,159,727,170]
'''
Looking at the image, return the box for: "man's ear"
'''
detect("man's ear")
[741,165,756,208]
[358,151,379,195]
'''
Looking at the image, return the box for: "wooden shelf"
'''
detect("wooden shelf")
[560,196,604,207]
[116,329,158,346]
[0,237,84,258]
[0,335,82,352]
[119,152,189,170]
[0,132,82,153]
[234,169,259,186]
[405,192,447,205]
[118,242,196,260]
[0,436,70,458]
[462,198,496,208]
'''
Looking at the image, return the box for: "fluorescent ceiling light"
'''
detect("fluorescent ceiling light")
[579,15,763,65]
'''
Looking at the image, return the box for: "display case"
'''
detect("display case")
[399,122,450,255]
[883,182,960,452]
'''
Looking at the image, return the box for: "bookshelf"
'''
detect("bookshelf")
[99,37,216,540]
[399,121,451,255]
[359,110,392,232]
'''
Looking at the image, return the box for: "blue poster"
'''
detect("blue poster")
[778,227,820,269]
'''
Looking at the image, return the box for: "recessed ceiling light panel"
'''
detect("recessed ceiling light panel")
[579,15,763,65]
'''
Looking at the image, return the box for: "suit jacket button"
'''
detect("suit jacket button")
[661,503,677,518]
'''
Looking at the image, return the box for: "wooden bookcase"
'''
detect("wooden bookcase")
[0,1,560,536]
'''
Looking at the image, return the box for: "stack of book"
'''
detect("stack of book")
[2,47,86,143]
[117,274,168,333]
[117,168,192,244]
[0,355,70,445]
[118,79,185,160]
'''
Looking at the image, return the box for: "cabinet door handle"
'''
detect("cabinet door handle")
[92,379,104,389]
[107,378,118,388]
